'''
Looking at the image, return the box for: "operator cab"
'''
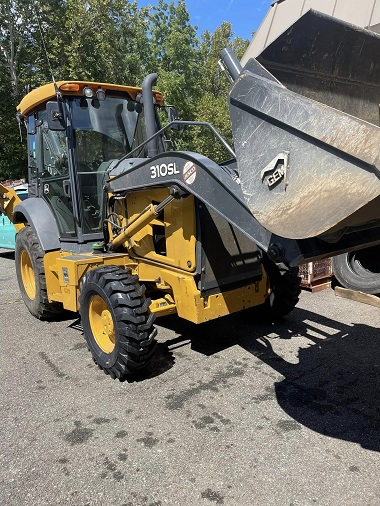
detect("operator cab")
[18,81,165,245]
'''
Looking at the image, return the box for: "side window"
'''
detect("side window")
[39,111,68,178]
[37,110,76,238]
[131,113,148,156]
[75,130,111,235]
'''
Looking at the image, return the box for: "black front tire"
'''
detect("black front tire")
[332,247,380,295]
[79,266,157,380]
[15,226,63,320]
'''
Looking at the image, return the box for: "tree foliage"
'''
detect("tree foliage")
[191,22,249,162]
[0,0,250,180]
[62,0,150,84]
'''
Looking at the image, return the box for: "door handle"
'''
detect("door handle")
[63,180,71,197]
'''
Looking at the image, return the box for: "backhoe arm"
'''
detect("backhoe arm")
[0,184,24,232]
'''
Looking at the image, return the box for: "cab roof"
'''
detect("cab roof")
[17,80,164,116]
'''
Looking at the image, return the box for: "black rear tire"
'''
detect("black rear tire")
[15,226,64,320]
[248,256,301,322]
[79,266,157,380]
[332,247,380,295]
[264,258,301,321]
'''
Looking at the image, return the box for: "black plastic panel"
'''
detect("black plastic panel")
[198,202,262,295]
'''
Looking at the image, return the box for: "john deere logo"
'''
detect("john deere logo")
[183,161,197,185]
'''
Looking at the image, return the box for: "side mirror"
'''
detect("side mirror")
[167,106,183,131]
[46,101,66,131]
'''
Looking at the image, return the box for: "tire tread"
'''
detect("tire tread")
[79,265,157,380]
[15,227,63,320]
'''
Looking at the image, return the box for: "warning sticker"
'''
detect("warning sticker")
[183,161,197,185]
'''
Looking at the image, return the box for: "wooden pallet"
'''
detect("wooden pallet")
[335,286,380,308]
[299,259,332,292]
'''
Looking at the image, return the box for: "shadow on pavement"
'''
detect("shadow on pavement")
[0,250,15,259]
[157,307,380,452]
[68,318,176,382]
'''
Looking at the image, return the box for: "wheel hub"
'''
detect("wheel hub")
[20,249,36,300]
[89,295,116,354]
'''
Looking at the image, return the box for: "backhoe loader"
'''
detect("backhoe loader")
[7,34,380,379]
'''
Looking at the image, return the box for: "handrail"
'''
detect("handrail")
[112,120,236,171]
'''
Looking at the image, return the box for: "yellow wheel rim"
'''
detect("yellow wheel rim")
[88,295,116,354]
[20,249,36,300]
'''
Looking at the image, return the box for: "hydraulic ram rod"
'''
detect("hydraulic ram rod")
[108,195,175,251]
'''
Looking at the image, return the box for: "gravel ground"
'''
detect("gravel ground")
[1,249,380,506]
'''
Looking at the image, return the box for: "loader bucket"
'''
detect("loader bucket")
[228,11,380,241]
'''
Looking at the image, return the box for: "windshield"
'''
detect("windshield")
[69,95,164,235]
[70,95,146,166]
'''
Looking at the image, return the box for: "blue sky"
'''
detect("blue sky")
[137,0,274,40]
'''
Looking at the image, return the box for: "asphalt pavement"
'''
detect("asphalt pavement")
[1,249,380,506]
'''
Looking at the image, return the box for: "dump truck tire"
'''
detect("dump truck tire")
[332,247,380,295]
[15,226,64,320]
[79,266,157,380]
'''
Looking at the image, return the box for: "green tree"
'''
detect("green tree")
[191,22,249,162]
[146,0,201,122]
[63,0,149,84]
[0,0,36,178]
[22,0,67,88]
[0,0,250,180]
[0,0,151,179]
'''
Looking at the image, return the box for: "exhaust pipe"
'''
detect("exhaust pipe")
[219,47,242,83]
[142,73,159,158]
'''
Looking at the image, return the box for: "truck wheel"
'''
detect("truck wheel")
[332,247,380,295]
[79,266,157,380]
[15,226,63,320]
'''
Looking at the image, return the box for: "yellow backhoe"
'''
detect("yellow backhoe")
[10,34,380,379]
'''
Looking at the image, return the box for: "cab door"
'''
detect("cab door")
[37,111,76,238]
